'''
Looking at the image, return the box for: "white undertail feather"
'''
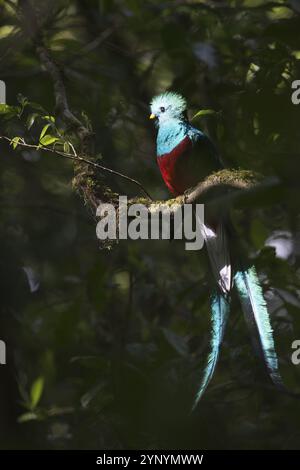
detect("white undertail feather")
[200,221,232,294]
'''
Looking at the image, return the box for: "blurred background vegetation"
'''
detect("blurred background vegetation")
[1,0,300,450]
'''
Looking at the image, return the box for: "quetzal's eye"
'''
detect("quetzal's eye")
[160,106,165,112]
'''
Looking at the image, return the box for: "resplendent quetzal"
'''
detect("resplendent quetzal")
[149,91,285,408]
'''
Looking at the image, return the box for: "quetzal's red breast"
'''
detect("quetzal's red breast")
[157,135,194,196]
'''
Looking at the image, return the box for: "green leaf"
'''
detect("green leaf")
[63,141,70,153]
[10,136,21,149]
[42,115,55,123]
[30,376,44,409]
[18,412,39,423]
[0,103,19,116]
[192,109,218,120]
[80,384,104,409]
[28,101,47,113]
[0,25,15,39]
[27,113,39,129]
[39,123,51,140]
[39,135,59,146]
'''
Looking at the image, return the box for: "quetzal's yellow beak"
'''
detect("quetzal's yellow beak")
[149,113,156,119]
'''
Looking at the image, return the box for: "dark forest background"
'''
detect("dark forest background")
[1,0,300,450]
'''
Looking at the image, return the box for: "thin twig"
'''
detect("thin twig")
[0,136,152,199]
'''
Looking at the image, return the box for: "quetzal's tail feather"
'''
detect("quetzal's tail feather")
[192,219,231,409]
[192,292,230,410]
[234,266,284,390]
